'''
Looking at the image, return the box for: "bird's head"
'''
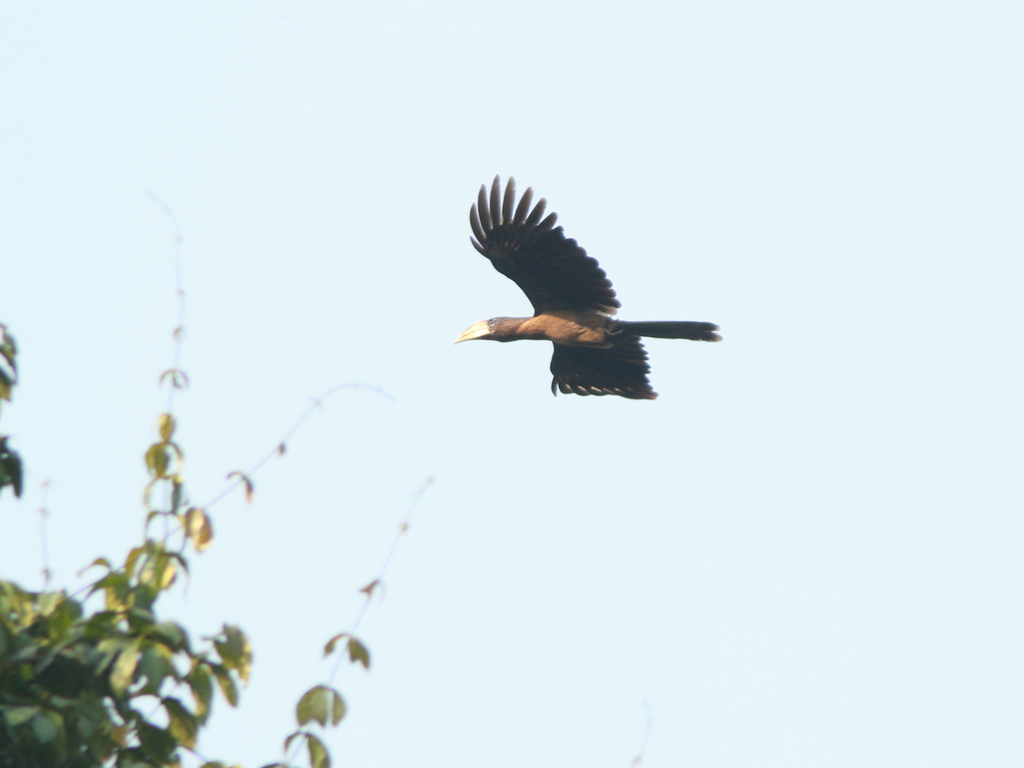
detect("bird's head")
[454,317,520,343]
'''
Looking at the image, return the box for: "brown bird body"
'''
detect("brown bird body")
[456,176,721,400]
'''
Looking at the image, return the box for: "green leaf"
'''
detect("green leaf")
[83,610,121,640]
[124,545,147,579]
[164,696,198,750]
[70,697,109,737]
[159,557,178,590]
[151,620,190,653]
[96,636,132,672]
[210,663,238,707]
[137,640,178,695]
[0,324,17,376]
[11,641,42,663]
[296,685,346,728]
[0,438,23,499]
[347,636,370,669]
[187,662,213,723]
[31,708,60,744]
[110,642,141,695]
[137,547,179,593]
[44,597,78,642]
[328,689,345,726]
[214,624,252,684]
[94,572,130,610]
[184,507,213,552]
[3,705,40,726]
[297,685,328,727]
[128,607,157,631]
[37,591,63,616]
[307,732,330,768]
[145,443,171,478]
[157,413,176,441]
[137,720,178,764]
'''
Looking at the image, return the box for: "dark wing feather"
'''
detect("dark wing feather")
[469,175,620,315]
[549,338,657,400]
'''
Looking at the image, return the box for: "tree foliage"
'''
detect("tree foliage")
[0,321,383,768]
[0,326,251,767]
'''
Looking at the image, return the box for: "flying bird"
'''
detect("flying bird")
[456,176,721,400]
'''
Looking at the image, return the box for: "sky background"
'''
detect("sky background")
[2,1,1023,766]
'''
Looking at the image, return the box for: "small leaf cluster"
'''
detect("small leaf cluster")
[263,634,370,768]
[141,414,212,556]
[0,324,22,499]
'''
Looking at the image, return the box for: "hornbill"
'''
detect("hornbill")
[456,176,721,400]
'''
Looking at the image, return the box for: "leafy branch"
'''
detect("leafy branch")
[1,327,250,767]
[270,478,432,768]
[2,199,429,768]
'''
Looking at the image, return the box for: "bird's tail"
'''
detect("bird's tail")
[615,321,722,342]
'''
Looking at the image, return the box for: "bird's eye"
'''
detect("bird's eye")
[487,318,498,328]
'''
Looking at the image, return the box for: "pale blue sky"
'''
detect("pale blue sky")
[2,2,1022,766]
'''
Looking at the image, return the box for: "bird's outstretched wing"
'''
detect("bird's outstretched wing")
[469,176,620,315]
[549,338,657,400]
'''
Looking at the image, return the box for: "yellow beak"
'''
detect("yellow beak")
[455,320,491,344]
